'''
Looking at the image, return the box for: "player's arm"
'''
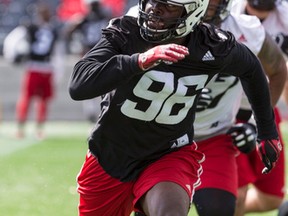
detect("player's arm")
[227,43,276,139]
[257,31,287,107]
[69,36,142,100]
[69,36,188,100]
[227,43,282,173]
[273,32,288,105]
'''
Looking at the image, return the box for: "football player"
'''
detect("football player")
[64,0,112,124]
[69,0,282,215]
[189,0,287,215]
[3,3,63,139]
[232,0,288,215]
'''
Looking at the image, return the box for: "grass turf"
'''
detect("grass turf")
[0,121,287,216]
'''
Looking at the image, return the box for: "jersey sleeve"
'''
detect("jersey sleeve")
[223,42,278,140]
[69,18,143,100]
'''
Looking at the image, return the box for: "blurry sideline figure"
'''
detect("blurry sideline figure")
[65,0,111,123]
[3,2,64,139]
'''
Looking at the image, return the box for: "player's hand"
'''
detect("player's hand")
[227,123,257,153]
[256,139,282,174]
[196,88,212,112]
[275,33,288,56]
[138,44,189,70]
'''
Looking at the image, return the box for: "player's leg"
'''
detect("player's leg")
[36,97,49,138]
[77,151,134,216]
[133,144,204,216]
[234,185,248,216]
[193,135,238,216]
[140,181,190,216]
[243,108,285,213]
[16,71,34,137]
[245,187,283,212]
[194,188,236,216]
[35,72,53,138]
[235,108,285,215]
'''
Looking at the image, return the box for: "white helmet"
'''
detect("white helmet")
[138,0,209,42]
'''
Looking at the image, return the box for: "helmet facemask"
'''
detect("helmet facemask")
[137,0,209,43]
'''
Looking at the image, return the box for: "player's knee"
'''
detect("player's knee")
[261,196,284,211]
[236,186,248,208]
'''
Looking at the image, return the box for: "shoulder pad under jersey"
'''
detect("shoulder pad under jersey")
[103,16,138,45]
[198,22,236,57]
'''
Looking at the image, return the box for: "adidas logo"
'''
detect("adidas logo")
[202,50,215,61]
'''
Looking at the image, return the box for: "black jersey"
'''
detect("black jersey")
[69,16,278,182]
[27,24,58,62]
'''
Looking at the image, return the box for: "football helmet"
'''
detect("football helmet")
[247,0,279,11]
[138,0,209,42]
[204,0,233,25]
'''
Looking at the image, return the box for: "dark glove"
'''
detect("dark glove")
[274,33,288,56]
[138,44,189,70]
[227,123,257,153]
[195,88,213,112]
[256,139,282,174]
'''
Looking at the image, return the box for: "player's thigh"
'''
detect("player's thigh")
[133,144,204,213]
[77,151,134,216]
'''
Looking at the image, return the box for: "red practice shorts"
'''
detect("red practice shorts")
[22,70,53,99]
[195,134,239,196]
[237,108,286,198]
[77,144,204,216]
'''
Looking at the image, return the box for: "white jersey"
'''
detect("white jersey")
[233,0,288,37]
[233,0,288,60]
[194,13,265,141]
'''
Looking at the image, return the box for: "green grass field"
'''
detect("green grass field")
[0,121,287,216]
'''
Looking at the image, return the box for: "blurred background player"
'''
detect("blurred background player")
[3,2,64,139]
[231,0,288,215]
[64,0,111,123]
[191,0,286,216]
[128,0,286,214]
[236,0,288,104]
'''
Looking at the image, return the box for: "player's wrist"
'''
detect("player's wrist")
[138,53,148,71]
